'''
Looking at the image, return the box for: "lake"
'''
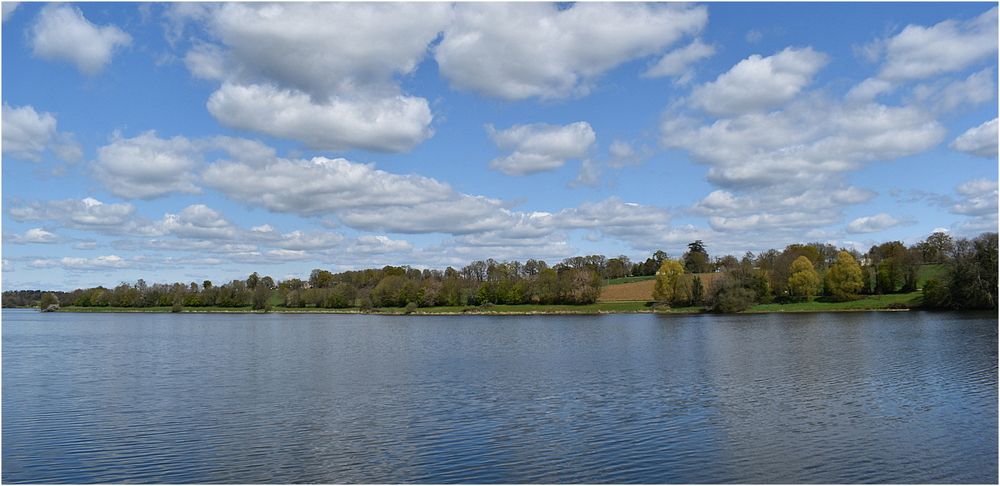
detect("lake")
[2,309,996,483]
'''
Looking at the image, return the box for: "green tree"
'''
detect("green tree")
[652,259,685,304]
[683,240,711,273]
[39,292,59,311]
[825,251,864,301]
[252,284,271,311]
[706,275,755,313]
[786,256,820,300]
[309,269,335,289]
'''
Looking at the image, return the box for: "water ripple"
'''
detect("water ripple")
[3,310,996,483]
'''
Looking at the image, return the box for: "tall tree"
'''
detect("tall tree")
[653,259,685,304]
[787,256,820,300]
[825,251,864,301]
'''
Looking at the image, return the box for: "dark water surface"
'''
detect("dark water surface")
[3,309,996,483]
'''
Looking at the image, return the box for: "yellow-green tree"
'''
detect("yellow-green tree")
[653,259,685,304]
[787,256,820,300]
[825,251,863,301]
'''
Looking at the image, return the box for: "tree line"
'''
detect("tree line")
[651,232,997,312]
[3,231,995,313]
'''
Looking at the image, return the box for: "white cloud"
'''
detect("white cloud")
[846,78,894,102]
[156,205,236,240]
[435,3,707,100]
[951,178,999,234]
[950,118,998,158]
[29,4,131,75]
[846,213,904,233]
[2,2,18,22]
[94,131,201,199]
[31,255,130,271]
[487,122,596,176]
[664,98,944,189]
[5,228,59,244]
[912,69,995,113]
[952,178,998,216]
[644,39,715,83]
[351,235,413,254]
[197,3,450,97]
[690,47,829,116]
[2,104,81,162]
[607,140,648,168]
[179,3,449,152]
[570,159,602,188]
[7,197,145,234]
[337,196,515,235]
[2,259,13,272]
[875,7,998,82]
[270,230,344,251]
[203,155,453,215]
[206,83,433,152]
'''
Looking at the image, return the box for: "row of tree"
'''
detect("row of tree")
[4,232,995,313]
[649,232,997,312]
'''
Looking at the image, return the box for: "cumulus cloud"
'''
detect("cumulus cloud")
[664,98,944,189]
[951,178,998,216]
[487,122,596,176]
[662,81,943,235]
[2,104,82,162]
[950,118,998,158]
[94,131,201,199]
[31,255,130,271]
[5,228,60,244]
[911,69,995,113]
[177,3,449,152]
[874,7,998,82]
[156,204,236,240]
[950,178,999,233]
[203,155,453,215]
[846,213,904,233]
[435,3,707,100]
[7,197,148,235]
[206,83,433,152]
[690,47,829,116]
[29,4,131,75]
[644,39,715,83]
[269,230,344,251]
[337,196,516,235]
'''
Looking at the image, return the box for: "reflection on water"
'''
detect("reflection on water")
[3,309,996,483]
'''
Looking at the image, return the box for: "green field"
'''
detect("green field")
[748,292,922,313]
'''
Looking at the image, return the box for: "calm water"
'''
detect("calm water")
[2,309,997,483]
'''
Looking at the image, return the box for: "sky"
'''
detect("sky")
[1,2,997,291]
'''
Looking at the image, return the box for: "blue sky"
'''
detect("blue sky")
[2,2,997,291]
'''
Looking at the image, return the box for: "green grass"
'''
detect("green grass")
[748,292,922,313]
[607,275,656,285]
[917,264,947,288]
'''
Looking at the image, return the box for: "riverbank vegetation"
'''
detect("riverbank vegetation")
[4,232,995,314]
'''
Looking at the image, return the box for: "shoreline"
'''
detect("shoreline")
[8,302,925,316]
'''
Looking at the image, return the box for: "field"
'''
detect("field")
[600,273,721,302]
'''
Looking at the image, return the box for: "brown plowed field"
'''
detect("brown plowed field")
[599,273,720,302]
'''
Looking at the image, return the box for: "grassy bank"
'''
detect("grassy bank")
[50,293,923,315]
